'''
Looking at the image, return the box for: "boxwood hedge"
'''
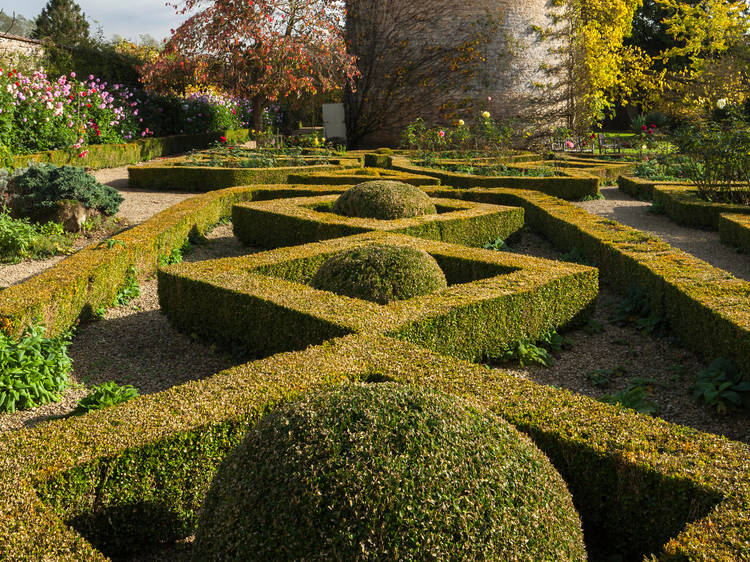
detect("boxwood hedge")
[157,231,597,362]
[232,195,524,249]
[720,213,750,254]
[0,334,747,560]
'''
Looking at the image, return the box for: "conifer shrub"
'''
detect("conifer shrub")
[193,383,586,561]
[310,243,447,304]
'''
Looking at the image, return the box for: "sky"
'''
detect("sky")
[1,0,189,42]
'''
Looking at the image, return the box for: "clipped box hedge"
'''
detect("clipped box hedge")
[128,157,361,191]
[384,155,601,199]
[1,333,748,559]
[0,185,340,338]
[232,195,524,249]
[158,231,597,363]
[720,213,750,253]
[431,186,750,377]
[287,167,441,186]
[11,129,250,171]
[617,175,661,200]
[652,184,750,229]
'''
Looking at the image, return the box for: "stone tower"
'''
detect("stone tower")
[344,0,560,148]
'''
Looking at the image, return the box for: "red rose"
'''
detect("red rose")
[219,136,227,143]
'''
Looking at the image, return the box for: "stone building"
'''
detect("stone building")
[344,0,560,147]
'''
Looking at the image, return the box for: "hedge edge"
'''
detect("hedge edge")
[430,186,750,378]
[11,129,250,171]
[0,334,747,560]
[719,213,750,254]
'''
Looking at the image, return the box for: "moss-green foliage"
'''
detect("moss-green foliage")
[719,213,750,253]
[194,383,585,561]
[232,195,524,251]
[0,324,71,413]
[287,167,441,186]
[13,164,123,216]
[651,184,750,229]
[388,156,600,200]
[11,130,250,171]
[617,175,658,200]
[0,210,71,263]
[73,382,140,415]
[332,180,437,220]
[158,232,597,363]
[433,186,750,378]
[310,244,447,304]
[3,334,746,560]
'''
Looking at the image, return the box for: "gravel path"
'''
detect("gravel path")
[575,186,750,281]
[0,224,250,433]
[0,166,198,288]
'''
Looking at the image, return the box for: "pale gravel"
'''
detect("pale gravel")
[0,165,197,288]
[575,185,750,281]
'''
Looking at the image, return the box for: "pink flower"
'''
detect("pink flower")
[642,125,647,130]
[219,136,227,143]
[438,130,445,138]
[565,140,575,149]
[78,150,88,158]
[487,96,492,101]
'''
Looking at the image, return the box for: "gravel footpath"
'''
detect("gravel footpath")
[0,224,249,433]
[0,166,196,288]
[575,186,750,281]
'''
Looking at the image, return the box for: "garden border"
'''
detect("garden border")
[231,195,524,249]
[428,186,750,377]
[719,213,750,254]
[11,129,251,171]
[0,333,747,560]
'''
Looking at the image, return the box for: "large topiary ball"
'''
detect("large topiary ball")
[333,180,436,220]
[193,383,586,561]
[309,243,447,303]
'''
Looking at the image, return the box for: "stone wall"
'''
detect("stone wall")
[0,34,44,63]
[344,0,561,147]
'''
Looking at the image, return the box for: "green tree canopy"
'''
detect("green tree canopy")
[32,0,89,47]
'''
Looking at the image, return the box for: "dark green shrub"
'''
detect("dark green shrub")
[310,244,447,304]
[12,164,123,217]
[194,383,586,561]
[333,180,437,220]
[73,381,140,415]
[0,324,72,413]
[691,358,750,414]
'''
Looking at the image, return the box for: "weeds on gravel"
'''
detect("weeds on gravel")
[561,246,595,266]
[0,210,72,263]
[0,324,72,413]
[612,285,668,335]
[691,358,750,414]
[158,239,193,267]
[73,381,140,415]
[577,193,605,201]
[497,330,570,367]
[600,378,658,415]
[483,237,508,251]
[586,365,627,388]
[112,266,140,306]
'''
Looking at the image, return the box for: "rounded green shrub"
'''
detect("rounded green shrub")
[310,243,447,303]
[11,163,123,218]
[333,180,436,220]
[194,383,586,561]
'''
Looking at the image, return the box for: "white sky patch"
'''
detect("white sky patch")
[1,0,190,41]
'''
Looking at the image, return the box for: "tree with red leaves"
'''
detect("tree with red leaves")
[142,0,358,130]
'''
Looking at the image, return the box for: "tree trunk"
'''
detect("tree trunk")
[252,96,265,131]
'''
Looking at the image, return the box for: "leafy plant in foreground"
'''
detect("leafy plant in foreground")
[0,324,72,413]
[691,358,750,414]
[600,378,658,415]
[112,266,140,306]
[483,237,508,251]
[73,381,140,414]
[612,284,667,335]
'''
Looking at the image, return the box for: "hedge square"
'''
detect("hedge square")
[158,231,597,362]
[232,195,525,249]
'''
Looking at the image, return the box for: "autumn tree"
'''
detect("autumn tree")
[539,0,653,131]
[32,0,89,47]
[142,0,357,131]
[655,0,750,114]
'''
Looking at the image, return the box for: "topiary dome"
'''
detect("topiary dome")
[309,243,447,303]
[193,383,586,561]
[333,180,436,220]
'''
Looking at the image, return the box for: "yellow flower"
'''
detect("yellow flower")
[457,119,465,126]
[482,111,491,119]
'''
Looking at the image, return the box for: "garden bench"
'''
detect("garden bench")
[598,133,622,155]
